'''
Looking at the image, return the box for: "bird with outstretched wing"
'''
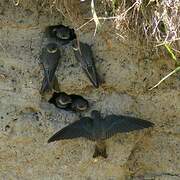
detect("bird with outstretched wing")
[48,110,154,158]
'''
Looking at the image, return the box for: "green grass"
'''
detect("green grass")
[91,0,101,36]
[149,43,180,90]
[164,44,179,66]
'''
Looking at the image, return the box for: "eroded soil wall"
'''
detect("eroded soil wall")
[0,1,179,179]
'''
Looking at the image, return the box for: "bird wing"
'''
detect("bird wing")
[81,44,99,88]
[40,47,60,83]
[40,63,55,93]
[104,115,154,139]
[84,65,99,88]
[73,43,99,88]
[48,117,94,143]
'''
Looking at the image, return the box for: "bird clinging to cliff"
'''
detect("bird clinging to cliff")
[48,110,154,158]
[48,92,72,109]
[40,25,77,94]
[72,40,100,88]
[40,43,61,94]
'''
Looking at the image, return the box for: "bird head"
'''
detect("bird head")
[46,43,58,53]
[52,25,76,40]
[75,99,89,111]
[53,27,71,40]
[56,93,72,107]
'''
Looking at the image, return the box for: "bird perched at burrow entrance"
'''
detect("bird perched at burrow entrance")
[40,43,61,94]
[48,110,154,158]
[69,94,89,112]
[48,92,72,109]
[44,24,76,47]
[49,92,89,112]
[72,40,100,88]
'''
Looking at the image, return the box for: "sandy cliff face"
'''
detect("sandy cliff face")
[0,1,179,179]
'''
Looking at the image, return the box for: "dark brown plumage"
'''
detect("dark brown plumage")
[69,94,89,112]
[40,25,76,93]
[45,25,76,46]
[49,93,89,112]
[48,110,154,158]
[40,43,61,94]
[72,40,100,88]
[48,92,72,109]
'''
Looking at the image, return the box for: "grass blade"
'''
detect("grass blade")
[91,0,101,36]
[164,44,178,64]
[149,66,180,90]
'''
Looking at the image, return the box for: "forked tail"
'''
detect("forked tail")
[93,141,107,158]
[40,75,59,94]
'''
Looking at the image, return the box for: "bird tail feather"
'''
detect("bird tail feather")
[40,75,59,94]
[53,76,60,92]
[40,77,51,94]
[93,143,107,158]
[85,66,99,88]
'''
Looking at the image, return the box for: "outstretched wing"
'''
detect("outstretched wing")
[48,117,94,143]
[104,115,154,139]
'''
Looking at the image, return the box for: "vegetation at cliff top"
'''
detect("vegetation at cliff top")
[12,0,180,89]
